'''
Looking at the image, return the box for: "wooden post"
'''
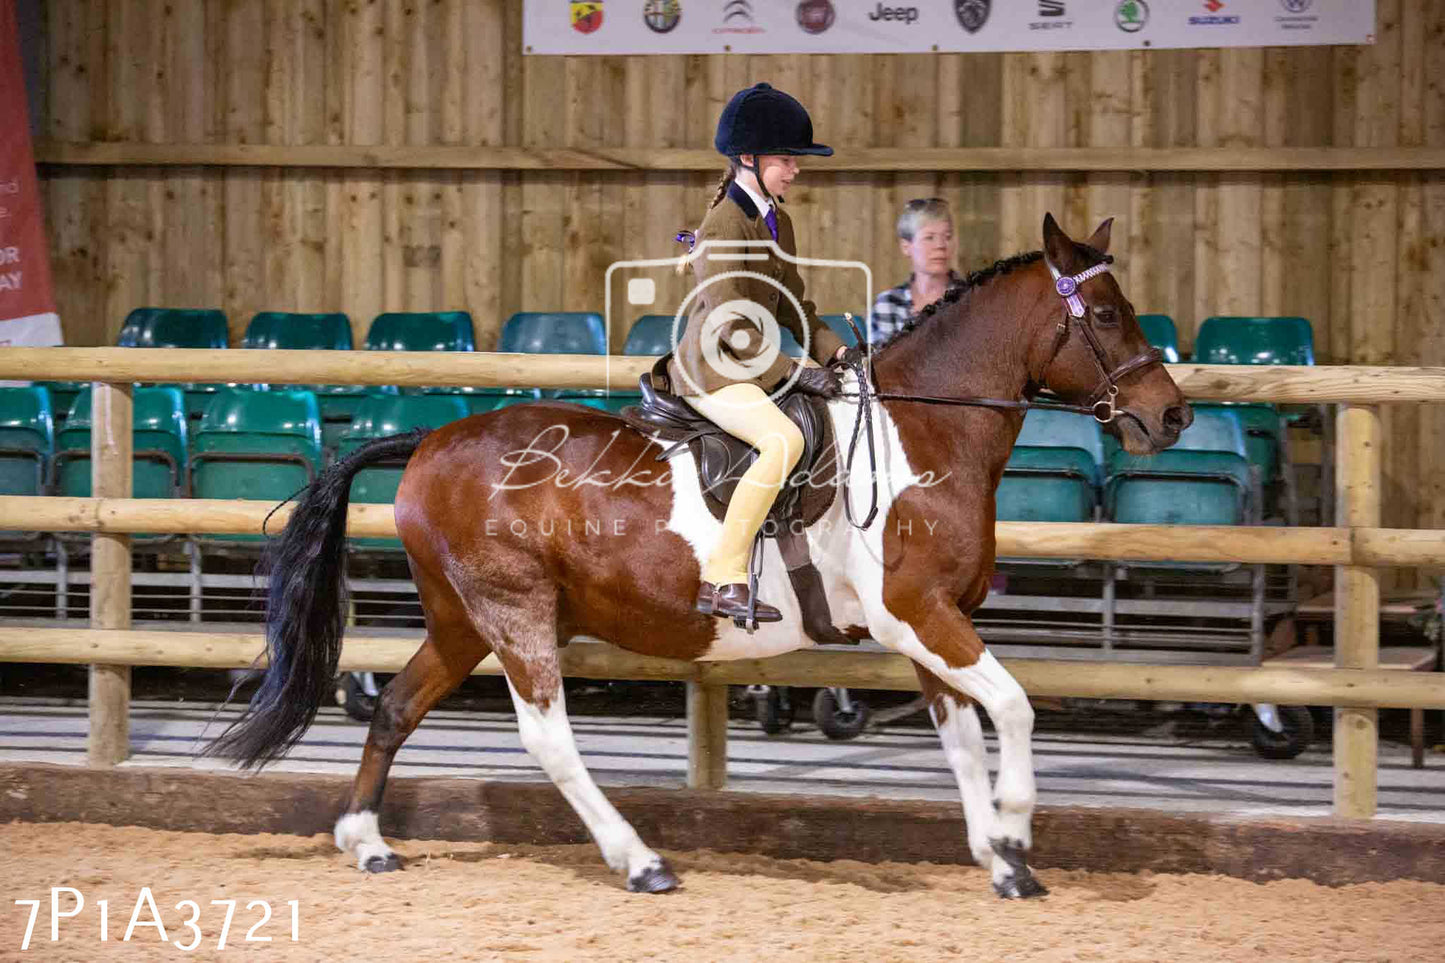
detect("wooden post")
[88,382,132,767]
[1334,404,1381,818]
[686,681,729,790]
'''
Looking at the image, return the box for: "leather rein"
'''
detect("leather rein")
[836,257,1164,531]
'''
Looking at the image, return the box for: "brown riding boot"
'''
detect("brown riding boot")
[696,582,784,623]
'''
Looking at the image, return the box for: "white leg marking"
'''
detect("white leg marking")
[334,811,395,871]
[506,678,665,883]
[929,698,999,878]
[867,598,1039,856]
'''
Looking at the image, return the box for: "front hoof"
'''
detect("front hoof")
[989,837,1047,899]
[993,872,1049,899]
[627,859,681,894]
[364,853,403,874]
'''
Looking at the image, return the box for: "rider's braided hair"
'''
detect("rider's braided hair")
[676,162,740,275]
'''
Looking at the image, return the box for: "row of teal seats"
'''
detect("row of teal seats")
[1135,315,1315,510]
[996,407,1259,571]
[0,383,507,552]
[47,308,866,441]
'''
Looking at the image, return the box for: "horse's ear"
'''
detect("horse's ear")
[1042,212,1072,268]
[1087,217,1114,255]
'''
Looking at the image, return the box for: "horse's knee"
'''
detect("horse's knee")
[367,691,410,753]
[994,687,1034,735]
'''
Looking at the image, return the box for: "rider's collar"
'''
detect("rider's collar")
[727,179,773,222]
[1046,259,1112,319]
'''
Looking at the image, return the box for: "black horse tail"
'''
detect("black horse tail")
[203,429,431,770]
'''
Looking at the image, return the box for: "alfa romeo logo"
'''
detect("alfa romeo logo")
[643,0,680,33]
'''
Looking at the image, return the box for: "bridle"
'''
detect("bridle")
[836,255,1165,529]
[1041,258,1165,425]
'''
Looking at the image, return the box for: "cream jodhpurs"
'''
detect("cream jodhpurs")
[682,382,805,586]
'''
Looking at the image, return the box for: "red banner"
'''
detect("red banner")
[0,0,60,346]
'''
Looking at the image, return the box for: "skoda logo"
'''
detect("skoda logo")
[1114,0,1148,32]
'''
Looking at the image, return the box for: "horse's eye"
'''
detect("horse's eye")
[1094,306,1118,325]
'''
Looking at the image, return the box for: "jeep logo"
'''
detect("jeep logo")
[869,3,920,23]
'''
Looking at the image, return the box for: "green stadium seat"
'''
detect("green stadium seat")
[1192,317,1312,513]
[0,386,54,543]
[55,387,188,499]
[500,312,606,355]
[339,394,470,552]
[1137,314,1180,364]
[190,389,323,547]
[1106,409,1252,529]
[116,307,232,421]
[366,311,532,414]
[623,315,675,357]
[1191,402,1283,489]
[54,387,188,545]
[996,410,1104,567]
[501,312,608,404]
[1193,316,1315,366]
[39,382,83,425]
[117,308,229,348]
[366,311,476,352]
[241,312,353,351]
[243,312,361,448]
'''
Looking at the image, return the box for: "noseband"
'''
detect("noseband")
[836,256,1166,530]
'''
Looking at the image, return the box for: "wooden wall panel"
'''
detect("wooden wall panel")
[27,0,1445,556]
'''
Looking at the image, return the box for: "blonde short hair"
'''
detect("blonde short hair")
[897,197,953,241]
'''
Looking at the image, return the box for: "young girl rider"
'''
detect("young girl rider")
[668,83,850,625]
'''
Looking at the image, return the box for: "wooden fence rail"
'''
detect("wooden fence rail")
[35,141,1445,173]
[0,353,1439,817]
[0,495,1441,567]
[3,349,1445,402]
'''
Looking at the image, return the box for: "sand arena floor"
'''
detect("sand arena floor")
[2,822,1442,962]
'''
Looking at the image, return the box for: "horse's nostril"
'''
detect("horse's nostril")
[1163,405,1191,434]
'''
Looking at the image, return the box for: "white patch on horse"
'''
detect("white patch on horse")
[334,810,394,871]
[505,677,666,883]
[664,447,816,661]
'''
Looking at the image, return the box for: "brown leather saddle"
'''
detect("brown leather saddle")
[616,355,851,642]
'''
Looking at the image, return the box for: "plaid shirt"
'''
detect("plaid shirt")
[868,271,963,345]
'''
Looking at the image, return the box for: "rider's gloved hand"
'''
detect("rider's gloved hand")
[792,362,843,398]
[829,344,865,371]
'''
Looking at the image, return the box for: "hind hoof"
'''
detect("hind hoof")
[364,853,403,874]
[627,860,681,894]
[993,873,1048,899]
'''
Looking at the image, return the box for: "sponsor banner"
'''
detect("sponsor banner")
[0,1,60,346]
[526,0,1374,55]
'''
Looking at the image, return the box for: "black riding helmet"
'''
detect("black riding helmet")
[715,83,832,159]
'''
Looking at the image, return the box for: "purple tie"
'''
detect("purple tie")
[763,207,778,241]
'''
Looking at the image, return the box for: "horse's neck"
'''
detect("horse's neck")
[869,280,1039,482]
[873,284,1034,403]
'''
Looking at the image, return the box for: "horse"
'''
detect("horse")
[205,213,1191,899]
